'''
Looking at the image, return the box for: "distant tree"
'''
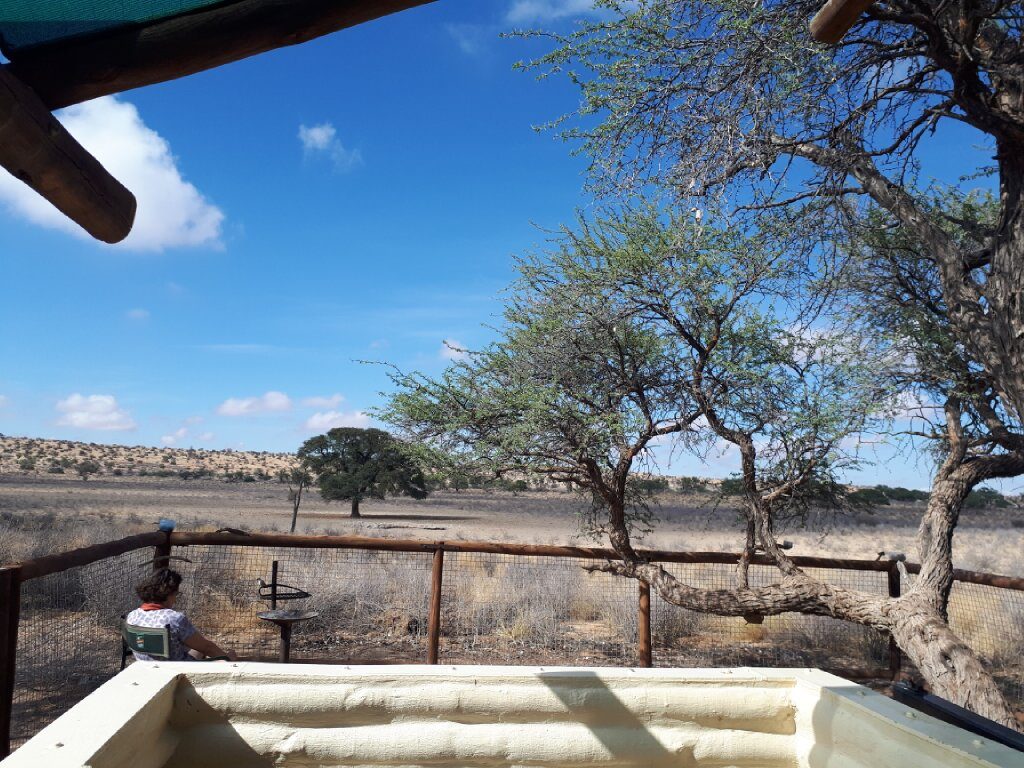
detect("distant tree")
[279,467,313,532]
[75,459,101,481]
[298,428,428,517]
[965,487,1010,510]
[18,458,35,472]
[848,487,891,507]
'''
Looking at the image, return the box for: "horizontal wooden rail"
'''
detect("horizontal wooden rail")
[7,530,1021,592]
[15,532,163,581]
[169,531,900,571]
[903,562,1024,592]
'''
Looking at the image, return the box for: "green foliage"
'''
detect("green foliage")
[965,487,1010,509]
[18,458,35,471]
[382,209,884,534]
[74,459,101,480]
[631,476,669,495]
[719,478,745,496]
[298,428,428,510]
[673,476,707,493]
[876,485,929,503]
[848,487,891,507]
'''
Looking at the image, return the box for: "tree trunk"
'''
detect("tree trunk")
[891,601,1020,730]
[350,496,361,518]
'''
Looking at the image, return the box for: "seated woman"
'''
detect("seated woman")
[126,568,237,662]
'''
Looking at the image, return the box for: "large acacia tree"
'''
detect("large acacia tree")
[383,212,916,698]
[298,428,428,517]
[515,0,1024,726]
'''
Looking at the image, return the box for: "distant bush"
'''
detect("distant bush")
[674,476,707,492]
[47,465,64,474]
[719,477,745,496]
[876,485,929,502]
[849,487,891,507]
[965,487,1010,509]
[631,476,670,494]
[18,458,35,471]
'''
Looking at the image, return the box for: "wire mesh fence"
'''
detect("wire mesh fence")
[4,534,1024,752]
[174,545,434,662]
[945,578,1024,712]
[10,546,151,748]
[651,561,892,671]
[439,551,638,666]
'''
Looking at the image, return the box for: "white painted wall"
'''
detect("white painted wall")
[3,666,1020,768]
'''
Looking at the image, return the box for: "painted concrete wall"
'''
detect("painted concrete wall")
[3,666,1021,768]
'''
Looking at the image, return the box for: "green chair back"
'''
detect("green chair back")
[121,619,171,660]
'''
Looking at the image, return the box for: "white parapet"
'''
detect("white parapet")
[3,665,1021,768]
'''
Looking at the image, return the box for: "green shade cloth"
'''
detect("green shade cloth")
[0,0,230,55]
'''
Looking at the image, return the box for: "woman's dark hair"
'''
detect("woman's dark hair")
[135,568,183,604]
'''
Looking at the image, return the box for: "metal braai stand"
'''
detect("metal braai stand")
[256,560,317,663]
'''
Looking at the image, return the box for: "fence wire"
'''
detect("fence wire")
[11,547,151,747]
[7,539,1024,750]
[945,578,1024,712]
[175,545,434,662]
[439,551,638,666]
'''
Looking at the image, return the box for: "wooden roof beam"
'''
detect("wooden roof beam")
[0,67,136,243]
[809,0,874,44]
[6,0,437,111]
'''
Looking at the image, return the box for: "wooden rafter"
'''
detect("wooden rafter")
[809,0,874,44]
[6,0,437,110]
[0,67,136,243]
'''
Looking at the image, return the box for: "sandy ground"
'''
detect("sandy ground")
[2,473,1022,576]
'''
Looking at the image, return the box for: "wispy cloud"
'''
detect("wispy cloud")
[304,410,372,432]
[56,394,136,431]
[161,426,188,445]
[506,0,605,23]
[298,122,363,173]
[125,308,150,321]
[217,391,292,416]
[440,338,469,361]
[0,96,224,251]
[302,394,345,408]
[0,395,8,408]
[445,23,493,55]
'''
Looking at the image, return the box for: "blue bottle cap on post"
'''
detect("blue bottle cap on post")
[158,518,176,532]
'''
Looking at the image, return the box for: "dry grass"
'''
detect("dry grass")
[2,447,1023,745]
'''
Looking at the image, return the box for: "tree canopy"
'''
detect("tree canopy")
[298,427,428,517]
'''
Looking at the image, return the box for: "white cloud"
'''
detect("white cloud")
[197,431,215,442]
[216,391,292,416]
[0,395,8,408]
[56,394,136,431]
[0,96,224,251]
[304,410,371,432]
[126,308,150,321]
[302,394,345,408]
[440,339,469,361]
[161,427,188,445]
[445,23,492,55]
[506,0,602,23]
[298,122,363,172]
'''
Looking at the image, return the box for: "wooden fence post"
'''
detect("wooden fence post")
[638,580,652,668]
[887,561,902,680]
[0,566,22,758]
[153,531,172,572]
[427,546,445,665]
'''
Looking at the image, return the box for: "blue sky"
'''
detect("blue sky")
[0,1,1011,492]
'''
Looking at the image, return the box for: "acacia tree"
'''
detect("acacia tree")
[298,427,428,517]
[384,210,897,664]
[516,0,1024,726]
[279,467,313,533]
